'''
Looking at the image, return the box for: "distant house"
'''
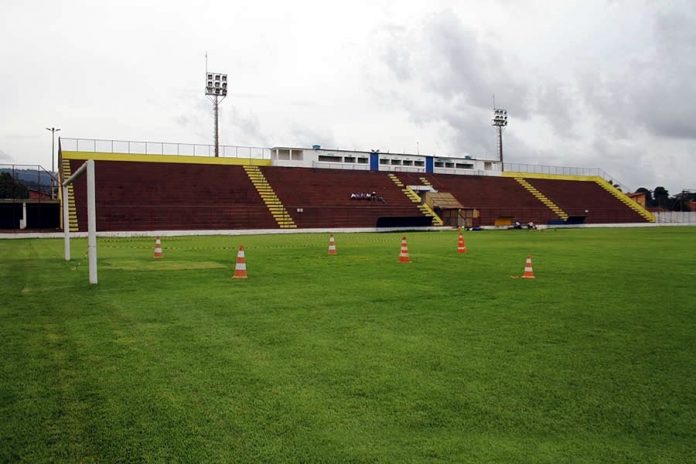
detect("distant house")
[28,189,52,200]
[627,191,646,208]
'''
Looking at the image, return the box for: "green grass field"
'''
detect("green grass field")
[1,227,695,463]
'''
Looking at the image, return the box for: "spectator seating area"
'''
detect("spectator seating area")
[66,159,651,231]
[525,178,646,223]
[261,167,422,228]
[396,172,558,225]
[70,161,276,231]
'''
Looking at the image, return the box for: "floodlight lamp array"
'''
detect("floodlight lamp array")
[492,108,508,127]
[206,72,228,97]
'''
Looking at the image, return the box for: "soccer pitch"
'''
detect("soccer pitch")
[1,227,695,463]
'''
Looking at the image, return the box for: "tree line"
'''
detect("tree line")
[0,172,29,199]
[636,186,696,211]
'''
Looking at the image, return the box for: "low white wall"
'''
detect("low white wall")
[5,222,696,240]
[655,212,696,224]
[0,226,449,239]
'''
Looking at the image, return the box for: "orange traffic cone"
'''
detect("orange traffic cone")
[328,234,337,255]
[153,237,163,259]
[233,245,248,279]
[399,236,411,263]
[457,229,467,254]
[521,255,535,279]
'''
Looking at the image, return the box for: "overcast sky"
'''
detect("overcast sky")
[1,0,694,193]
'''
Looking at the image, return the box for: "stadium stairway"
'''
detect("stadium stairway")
[243,165,297,228]
[514,177,569,221]
[594,178,656,222]
[387,173,444,226]
[60,159,79,232]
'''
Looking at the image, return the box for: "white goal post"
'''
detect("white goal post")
[62,159,98,284]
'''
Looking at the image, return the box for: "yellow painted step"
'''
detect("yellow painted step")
[243,164,297,228]
[594,179,655,222]
[515,177,568,220]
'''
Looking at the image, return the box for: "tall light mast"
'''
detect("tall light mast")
[492,108,508,171]
[205,69,227,157]
[46,127,61,197]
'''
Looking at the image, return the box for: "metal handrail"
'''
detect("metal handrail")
[0,163,58,180]
[60,137,272,159]
[503,162,629,191]
[58,138,634,190]
[0,164,59,198]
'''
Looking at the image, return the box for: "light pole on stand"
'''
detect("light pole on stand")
[205,71,227,157]
[46,127,61,197]
[492,109,508,171]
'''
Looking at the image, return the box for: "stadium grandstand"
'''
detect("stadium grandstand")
[53,137,655,233]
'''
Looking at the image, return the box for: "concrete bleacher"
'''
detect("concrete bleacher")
[525,178,646,224]
[261,167,424,228]
[70,160,277,231]
[66,158,651,232]
[396,172,558,225]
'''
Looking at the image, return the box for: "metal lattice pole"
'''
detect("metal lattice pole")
[492,109,508,172]
[205,65,227,158]
[214,96,219,157]
[497,125,504,171]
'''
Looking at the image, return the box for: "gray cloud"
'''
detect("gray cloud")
[174,114,193,129]
[376,11,549,156]
[568,2,696,190]
[533,81,580,138]
[381,26,412,81]
[640,5,696,139]
[174,99,270,148]
[173,97,215,143]
[382,11,531,114]
[227,107,268,147]
[0,149,13,161]
[580,3,696,140]
[287,124,337,149]
[420,13,530,117]
[374,4,696,191]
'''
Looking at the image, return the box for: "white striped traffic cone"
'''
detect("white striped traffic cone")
[399,236,411,263]
[457,229,467,254]
[328,234,337,255]
[233,245,248,279]
[153,237,163,259]
[521,255,535,279]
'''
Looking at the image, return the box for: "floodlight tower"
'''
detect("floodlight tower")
[205,71,228,157]
[46,127,61,198]
[492,108,508,171]
[46,127,61,174]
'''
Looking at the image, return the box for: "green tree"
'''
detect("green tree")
[0,172,29,199]
[653,186,670,209]
[671,190,694,212]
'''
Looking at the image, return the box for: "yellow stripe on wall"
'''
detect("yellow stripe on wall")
[61,151,272,166]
